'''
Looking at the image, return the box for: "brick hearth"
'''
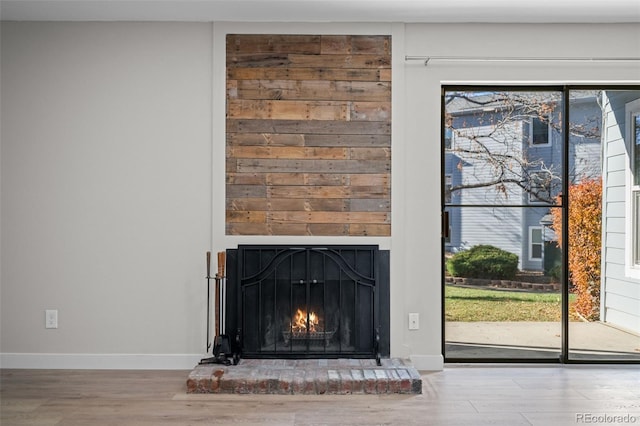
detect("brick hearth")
[187,358,422,395]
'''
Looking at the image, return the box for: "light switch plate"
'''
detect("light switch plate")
[408,313,419,330]
[45,310,58,329]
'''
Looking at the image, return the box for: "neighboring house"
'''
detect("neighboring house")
[600,91,640,334]
[444,92,602,271]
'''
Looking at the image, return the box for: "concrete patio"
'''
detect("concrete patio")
[446,321,640,360]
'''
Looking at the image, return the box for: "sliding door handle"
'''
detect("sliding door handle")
[442,211,450,239]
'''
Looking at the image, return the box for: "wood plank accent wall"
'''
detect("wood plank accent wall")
[226,34,391,236]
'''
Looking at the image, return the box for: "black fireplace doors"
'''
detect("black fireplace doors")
[225,245,389,361]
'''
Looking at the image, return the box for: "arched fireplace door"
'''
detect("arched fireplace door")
[225,245,390,363]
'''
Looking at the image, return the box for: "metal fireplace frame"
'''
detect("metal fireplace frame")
[225,245,390,363]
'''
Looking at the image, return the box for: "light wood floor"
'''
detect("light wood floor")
[2,366,639,425]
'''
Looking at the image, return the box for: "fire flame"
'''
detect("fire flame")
[292,308,321,333]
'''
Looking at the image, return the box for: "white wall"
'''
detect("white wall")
[1,22,213,368]
[1,21,639,370]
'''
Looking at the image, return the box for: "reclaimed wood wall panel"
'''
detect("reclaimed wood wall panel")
[226,34,391,236]
[232,80,391,102]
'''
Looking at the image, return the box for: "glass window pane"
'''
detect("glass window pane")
[444,90,563,206]
[531,116,549,145]
[635,192,640,265]
[443,206,561,361]
[531,228,542,243]
[635,115,640,186]
[568,89,640,362]
[445,175,452,204]
[444,127,453,149]
[531,244,543,259]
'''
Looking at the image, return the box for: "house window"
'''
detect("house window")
[530,115,551,146]
[444,174,452,203]
[625,99,640,274]
[529,227,543,261]
[444,127,453,149]
[529,171,551,203]
[634,192,640,266]
[633,113,640,265]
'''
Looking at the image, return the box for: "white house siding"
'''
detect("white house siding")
[602,91,640,334]
[569,96,603,183]
[449,122,526,266]
[459,207,523,260]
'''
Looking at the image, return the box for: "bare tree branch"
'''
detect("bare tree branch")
[444,91,601,204]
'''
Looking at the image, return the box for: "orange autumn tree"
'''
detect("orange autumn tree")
[550,178,602,320]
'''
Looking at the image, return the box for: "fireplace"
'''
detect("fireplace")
[225,245,390,362]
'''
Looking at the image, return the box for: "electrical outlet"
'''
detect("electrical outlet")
[409,313,419,330]
[45,310,58,329]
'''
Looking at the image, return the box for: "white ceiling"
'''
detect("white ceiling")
[1,0,640,23]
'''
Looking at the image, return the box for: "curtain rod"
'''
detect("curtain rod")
[405,56,640,66]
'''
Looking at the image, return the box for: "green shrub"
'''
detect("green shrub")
[549,265,562,282]
[446,245,518,280]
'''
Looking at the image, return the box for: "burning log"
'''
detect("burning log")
[283,308,334,346]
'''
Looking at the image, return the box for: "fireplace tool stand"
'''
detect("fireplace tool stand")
[200,251,237,366]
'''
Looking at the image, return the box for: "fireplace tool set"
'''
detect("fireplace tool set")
[200,251,238,366]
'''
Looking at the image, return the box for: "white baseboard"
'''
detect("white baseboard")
[409,354,444,371]
[0,353,203,370]
[2,352,445,371]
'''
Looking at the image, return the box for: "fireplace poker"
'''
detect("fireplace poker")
[205,251,212,352]
[200,251,232,366]
[215,252,223,343]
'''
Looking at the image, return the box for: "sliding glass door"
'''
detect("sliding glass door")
[442,86,640,363]
[443,88,564,361]
[567,89,640,362]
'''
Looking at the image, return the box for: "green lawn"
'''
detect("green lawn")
[445,285,574,322]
